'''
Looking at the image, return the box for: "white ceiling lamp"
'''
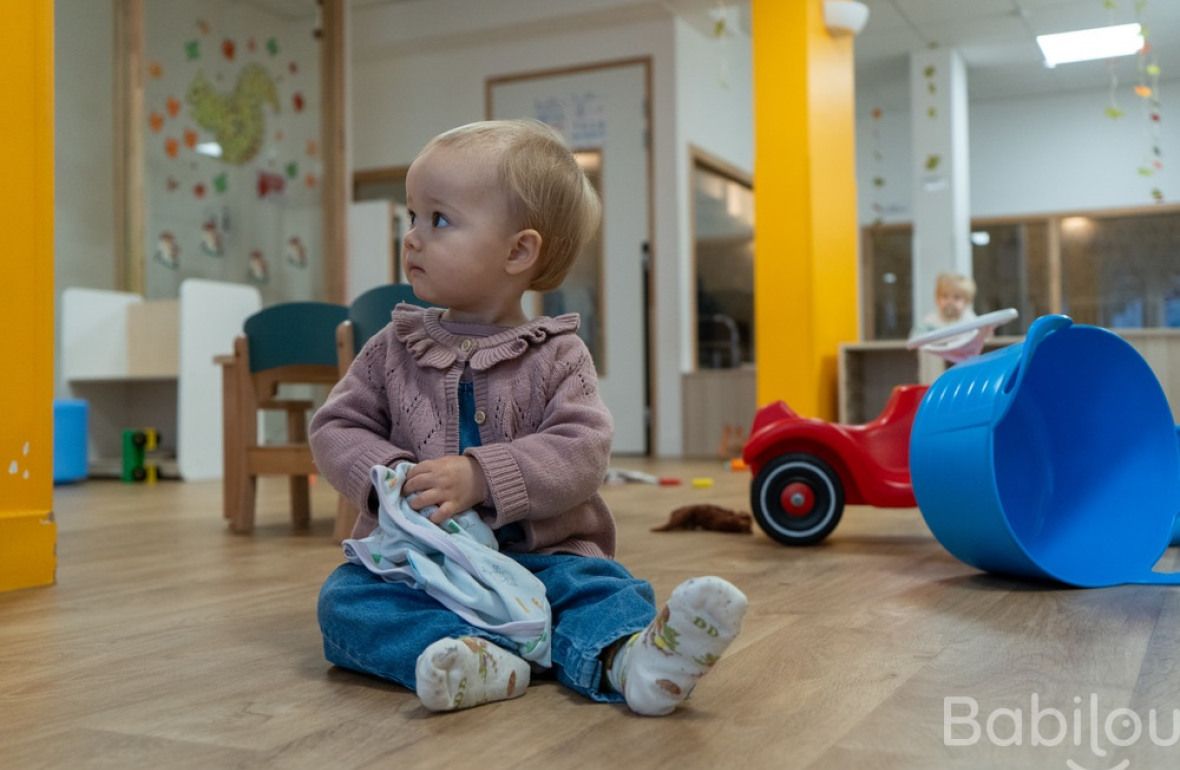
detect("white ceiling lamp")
[824,1,870,37]
[1036,23,1143,68]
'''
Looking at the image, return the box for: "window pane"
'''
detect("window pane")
[1061,213,1180,328]
[865,226,913,339]
[970,223,1047,335]
[694,164,754,368]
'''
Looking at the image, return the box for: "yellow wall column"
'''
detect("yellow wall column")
[0,2,56,592]
[752,0,859,419]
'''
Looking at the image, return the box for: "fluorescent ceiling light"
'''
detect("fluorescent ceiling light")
[1037,23,1142,68]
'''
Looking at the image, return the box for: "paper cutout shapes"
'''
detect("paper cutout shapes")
[286,236,308,267]
[200,219,224,256]
[222,39,236,61]
[154,231,180,269]
[257,170,286,198]
[150,112,165,133]
[185,40,200,61]
[165,137,180,158]
[187,63,279,165]
[248,250,269,283]
[183,128,198,149]
[213,173,228,193]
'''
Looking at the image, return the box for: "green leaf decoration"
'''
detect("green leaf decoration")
[1146,64,1161,77]
[1105,106,1125,119]
[925,154,941,170]
[927,82,936,94]
[286,161,299,179]
[924,65,935,78]
[1103,0,1117,8]
[873,176,885,188]
[1152,187,1164,202]
[213,173,228,193]
[266,37,279,56]
[185,40,200,61]
[928,107,937,118]
[1139,166,1155,176]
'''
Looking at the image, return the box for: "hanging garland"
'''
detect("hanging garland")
[1103,0,1165,202]
[870,106,885,227]
[1133,0,1165,202]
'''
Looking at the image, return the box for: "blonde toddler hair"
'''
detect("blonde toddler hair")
[935,272,976,301]
[419,119,602,292]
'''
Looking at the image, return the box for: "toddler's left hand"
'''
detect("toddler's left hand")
[403,456,489,525]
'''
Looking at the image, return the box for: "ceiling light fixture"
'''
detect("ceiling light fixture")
[1036,23,1143,68]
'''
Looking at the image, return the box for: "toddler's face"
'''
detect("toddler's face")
[936,289,971,322]
[403,145,519,313]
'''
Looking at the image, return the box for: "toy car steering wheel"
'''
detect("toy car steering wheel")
[905,308,1019,363]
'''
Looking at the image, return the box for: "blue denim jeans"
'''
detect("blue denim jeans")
[317,553,656,702]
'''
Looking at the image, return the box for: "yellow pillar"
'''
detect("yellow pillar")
[752,0,859,419]
[0,1,56,592]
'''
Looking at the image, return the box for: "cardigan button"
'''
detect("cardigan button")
[473,409,487,425]
[459,338,475,354]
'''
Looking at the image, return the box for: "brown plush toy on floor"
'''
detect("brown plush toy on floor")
[651,504,753,534]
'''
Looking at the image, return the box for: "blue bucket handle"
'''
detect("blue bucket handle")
[1000,313,1076,405]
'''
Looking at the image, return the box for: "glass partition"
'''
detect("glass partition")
[693,157,754,368]
[140,0,324,303]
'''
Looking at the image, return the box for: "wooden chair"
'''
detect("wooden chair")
[332,284,431,538]
[217,301,348,535]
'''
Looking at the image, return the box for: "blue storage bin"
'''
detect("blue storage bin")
[54,399,88,484]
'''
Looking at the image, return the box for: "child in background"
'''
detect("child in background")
[310,119,747,716]
[911,272,977,337]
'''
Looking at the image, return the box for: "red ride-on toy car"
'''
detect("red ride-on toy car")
[742,384,927,545]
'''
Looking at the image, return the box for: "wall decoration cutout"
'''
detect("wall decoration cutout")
[257,170,286,198]
[187,63,279,165]
[200,219,224,256]
[248,250,269,283]
[154,231,180,269]
[286,236,307,267]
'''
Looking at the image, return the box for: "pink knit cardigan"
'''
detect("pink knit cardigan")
[309,304,616,558]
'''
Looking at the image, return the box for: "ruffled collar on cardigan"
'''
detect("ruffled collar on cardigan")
[392,304,580,370]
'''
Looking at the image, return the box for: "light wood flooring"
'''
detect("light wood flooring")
[2,460,1179,769]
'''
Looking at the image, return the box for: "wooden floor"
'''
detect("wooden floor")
[3,460,1179,769]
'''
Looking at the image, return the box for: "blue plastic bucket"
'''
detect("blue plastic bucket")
[910,315,1180,587]
[53,398,89,484]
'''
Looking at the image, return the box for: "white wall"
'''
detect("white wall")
[857,78,1180,223]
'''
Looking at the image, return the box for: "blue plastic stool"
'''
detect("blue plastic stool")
[54,399,88,484]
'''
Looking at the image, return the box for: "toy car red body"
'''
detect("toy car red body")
[742,384,928,545]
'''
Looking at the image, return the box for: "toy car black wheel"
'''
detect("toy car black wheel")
[132,466,147,481]
[750,453,845,546]
[132,431,147,448]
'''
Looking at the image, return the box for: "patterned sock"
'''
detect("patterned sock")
[415,636,530,712]
[606,576,747,716]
